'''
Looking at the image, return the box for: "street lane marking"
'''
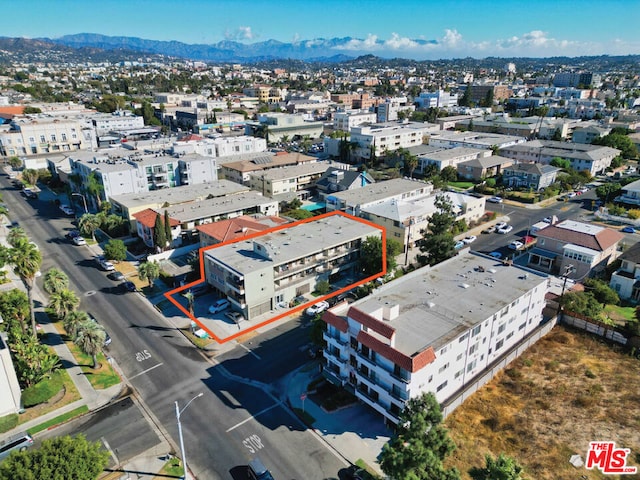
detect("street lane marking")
[238,343,261,360]
[226,403,281,432]
[129,362,164,380]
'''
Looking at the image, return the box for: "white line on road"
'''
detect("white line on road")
[128,362,164,380]
[226,403,281,432]
[101,437,119,465]
[238,343,261,360]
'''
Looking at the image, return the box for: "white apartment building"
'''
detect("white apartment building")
[322,251,549,424]
[90,110,145,136]
[428,131,527,150]
[415,90,459,109]
[204,214,382,320]
[245,113,324,142]
[377,98,415,123]
[0,332,21,417]
[359,191,486,250]
[325,178,433,216]
[333,111,377,132]
[349,123,432,161]
[248,161,345,199]
[171,135,267,158]
[418,146,491,172]
[0,115,96,159]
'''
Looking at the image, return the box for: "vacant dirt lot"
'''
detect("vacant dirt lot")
[444,325,640,480]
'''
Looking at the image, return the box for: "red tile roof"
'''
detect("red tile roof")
[322,311,348,333]
[348,307,395,339]
[0,106,24,116]
[176,133,204,142]
[196,215,287,243]
[133,208,180,229]
[357,331,436,373]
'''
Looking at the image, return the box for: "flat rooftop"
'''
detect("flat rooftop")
[110,180,250,210]
[326,178,432,206]
[205,214,381,273]
[166,191,275,223]
[347,251,547,357]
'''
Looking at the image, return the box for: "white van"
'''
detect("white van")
[0,433,33,461]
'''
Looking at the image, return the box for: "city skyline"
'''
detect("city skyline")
[5,0,640,60]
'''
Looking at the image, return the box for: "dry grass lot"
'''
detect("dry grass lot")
[444,326,640,480]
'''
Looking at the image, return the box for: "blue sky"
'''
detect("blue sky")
[5,0,640,59]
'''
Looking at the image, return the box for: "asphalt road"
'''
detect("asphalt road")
[1,178,348,479]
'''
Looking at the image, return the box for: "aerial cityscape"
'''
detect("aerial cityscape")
[0,2,639,479]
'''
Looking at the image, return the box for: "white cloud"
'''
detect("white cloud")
[224,26,255,41]
[328,29,640,59]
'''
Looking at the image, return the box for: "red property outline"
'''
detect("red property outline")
[164,210,386,343]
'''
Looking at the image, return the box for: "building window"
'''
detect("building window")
[496,339,504,351]
[436,380,448,392]
[438,362,449,373]
[469,343,478,355]
[472,324,481,337]
[498,324,506,334]
[454,369,463,379]
[40,135,46,143]
[467,359,477,372]
[61,133,67,141]
[459,333,469,343]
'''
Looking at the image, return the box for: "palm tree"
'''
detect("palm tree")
[184,291,195,316]
[86,172,104,210]
[78,213,101,242]
[43,268,69,295]
[9,241,42,337]
[7,227,28,248]
[48,289,80,320]
[64,311,89,339]
[138,261,161,288]
[404,153,419,179]
[75,320,106,369]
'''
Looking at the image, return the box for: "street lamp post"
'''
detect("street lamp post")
[71,192,88,214]
[175,393,203,480]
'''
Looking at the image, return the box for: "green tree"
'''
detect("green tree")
[583,278,620,306]
[593,133,639,159]
[21,168,39,186]
[8,241,42,337]
[315,280,330,295]
[86,171,104,209]
[404,153,419,179]
[0,289,30,336]
[78,213,101,242]
[595,183,622,204]
[286,209,313,220]
[103,239,127,262]
[63,311,90,339]
[0,434,110,480]
[359,236,401,275]
[417,194,457,266]
[9,333,60,388]
[183,291,195,316]
[459,83,472,107]
[8,156,22,170]
[138,261,161,288]
[379,392,460,480]
[48,289,80,320]
[43,268,69,295]
[561,291,604,318]
[164,210,172,248]
[153,213,167,251]
[7,227,28,248]
[75,321,106,369]
[550,157,571,169]
[469,453,525,480]
[440,166,458,183]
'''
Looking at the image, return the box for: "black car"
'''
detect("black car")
[107,271,125,282]
[122,281,137,292]
[65,230,81,240]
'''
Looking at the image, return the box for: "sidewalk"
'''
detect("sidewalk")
[285,364,391,476]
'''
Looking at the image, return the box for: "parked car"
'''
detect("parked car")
[487,196,503,203]
[225,311,245,323]
[22,188,37,199]
[509,240,524,250]
[0,433,34,461]
[482,225,496,234]
[122,281,137,292]
[247,457,275,480]
[306,300,330,316]
[95,256,115,271]
[65,230,81,240]
[497,225,513,234]
[463,235,477,244]
[495,221,507,230]
[208,299,231,314]
[622,226,637,234]
[59,204,75,216]
[488,251,503,259]
[71,235,86,246]
[454,240,465,250]
[107,271,125,282]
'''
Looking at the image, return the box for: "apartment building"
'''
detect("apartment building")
[325,178,433,216]
[247,161,343,199]
[376,98,415,123]
[219,151,317,185]
[456,155,514,181]
[0,332,21,417]
[171,134,267,158]
[316,169,375,199]
[415,90,459,109]
[467,84,512,103]
[609,242,640,302]
[553,72,602,88]
[332,111,377,132]
[90,110,145,136]
[502,163,560,190]
[417,146,491,173]
[244,113,324,142]
[428,131,527,150]
[359,191,486,251]
[197,215,289,248]
[321,251,548,424]
[203,213,382,320]
[499,140,620,176]
[349,123,434,161]
[0,115,96,159]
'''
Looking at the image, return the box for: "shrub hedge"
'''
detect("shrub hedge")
[21,372,64,407]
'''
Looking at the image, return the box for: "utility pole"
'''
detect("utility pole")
[556,264,575,316]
